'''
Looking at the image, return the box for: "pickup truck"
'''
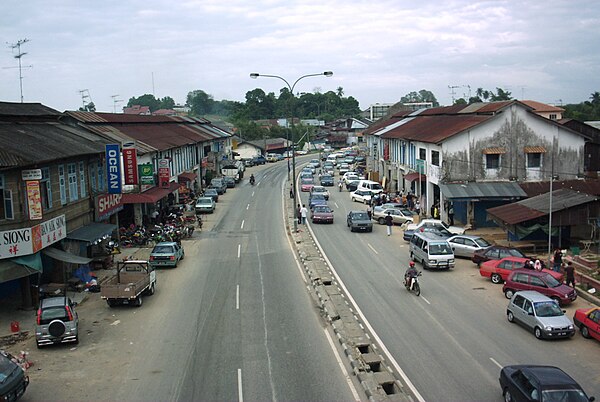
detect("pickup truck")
[101,260,156,307]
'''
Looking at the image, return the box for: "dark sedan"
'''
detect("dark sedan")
[499,365,593,402]
[309,193,328,210]
[347,211,373,232]
[203,188,219,202]
[320,175,335,186]
[472,245,527,266]
[346,180,359,192]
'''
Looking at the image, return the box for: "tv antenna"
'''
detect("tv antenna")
[111,95,123,113]
[448,85,459,104]
[4,38,33,102]
[78,89,93,110]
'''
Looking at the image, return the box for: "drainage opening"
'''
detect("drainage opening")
[382,382,396,395]
[357,345,370,354]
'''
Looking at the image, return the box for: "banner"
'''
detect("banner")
[139,164,155,185]
[158,159,171,188]
[105,144,122,194]
[122,148,139,185]
[95,194,124,221]
[26,181,43,220]
[0,214,66,259]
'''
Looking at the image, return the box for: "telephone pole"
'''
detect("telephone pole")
[6,38,32,103]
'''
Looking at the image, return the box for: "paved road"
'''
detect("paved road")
[113,163,360,401]
[302,170,600,401]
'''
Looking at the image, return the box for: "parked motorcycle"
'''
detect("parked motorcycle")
[404,271,422,296]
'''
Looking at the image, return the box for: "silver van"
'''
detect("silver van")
[409,232,455,270]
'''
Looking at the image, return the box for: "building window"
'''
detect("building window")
[431,150,440,166]
[98,162,105,191]
[79,161,87,198]
[68,163,78,201]
[527,153,542,168]
[486,154,500,169]
[58,165,67,205]
[549,114,557,120]
[89,162,97,193]
[419,148,426,160]
[40,167,52,210]
[0,175,14,220]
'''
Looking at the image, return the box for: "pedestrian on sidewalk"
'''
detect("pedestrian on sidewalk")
[553,248,563,272]
[297,204,302,225]
[448,203,455,226]
[565,261,576,287]
[367,204,372,220]
[415,200,421,215]
[300,204,308,225]
[385,211,393,236]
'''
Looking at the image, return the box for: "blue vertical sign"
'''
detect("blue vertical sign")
[105,144,122,194]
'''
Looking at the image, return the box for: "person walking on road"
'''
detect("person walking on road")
[565,261,576,287]
[553,248,563,272]
[300,204,308,225]
[385,211,393,236]
[367,204,372,220]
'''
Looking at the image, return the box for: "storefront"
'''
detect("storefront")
[120,182,181,226]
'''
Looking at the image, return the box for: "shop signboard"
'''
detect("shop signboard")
[122,147,139,185]
[139,163,154,185]
[21,169,42,181]
[0,214,66,259]
[26,180,43,220]
[95,193,124,221]
[106,144,122,194]
[158,159,171,188]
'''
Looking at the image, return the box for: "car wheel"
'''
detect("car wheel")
[74,335,79,345]
[504,289,514,299]
[503,388,513,402]
[551,296,561,305]
[134,295,143,307]
[534,326,543,339]
[350,227,354,232]
[106,299,117,308]
[148,283,156,296]
[181,252,185,260]
[174,260,178,268]
[507,311,515,323]
[491,273,502,284]
[378,218,385,225]
[351,197,355,202]
[581,326,591,339]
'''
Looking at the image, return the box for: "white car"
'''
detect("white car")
[310,185,330,200]
[406,219,465,235]
[342,172,360,183]
[338,163,350,175]
[350,189,372,204]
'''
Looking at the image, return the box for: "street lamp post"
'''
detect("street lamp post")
[250,71,333,233]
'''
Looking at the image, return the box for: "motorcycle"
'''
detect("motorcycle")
[404,271,422,296]
[250,176,255,185]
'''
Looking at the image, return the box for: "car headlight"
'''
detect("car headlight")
[449,259,455,263]
[544,326,552,331]
[568,325,574,330]
[429,260,436,264]
[565,294,569,298]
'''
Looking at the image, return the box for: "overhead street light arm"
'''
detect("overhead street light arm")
[249,71,333,94]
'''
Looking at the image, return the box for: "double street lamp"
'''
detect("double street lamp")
[250,71,333,233]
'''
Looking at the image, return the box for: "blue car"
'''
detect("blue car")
[309,193,328,210]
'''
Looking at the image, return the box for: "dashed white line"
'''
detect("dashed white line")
[236,285,240,310]
[367,243,379,255]
[420,296,431,305]
[246,204,250,210]
[241,220,245,230]
[490,357,503,369]
[252,191,255,197]
[334,202,339,209]
[237,244,241,259]
[237,368,243,402]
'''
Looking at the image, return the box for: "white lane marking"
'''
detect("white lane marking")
[237,244,241,259]
[334,202,339,209]
[324,329,361,402]
[236,285,240,310]
[252,191,255,197]
[307,224,426,402]
[246,204,250,210]
[237,368,243,402]
[420,296,431,305]
[241,220,245,230]
[367,243,379,255]
[490,357,503,369]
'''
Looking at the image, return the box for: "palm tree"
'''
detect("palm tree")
[590,91,600,106]
[336,87,344,97]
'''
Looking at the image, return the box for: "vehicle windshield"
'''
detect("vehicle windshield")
[301,178,314,184]
[534,301,564,317]
[542,273,562,288]
[205,189,217,194]
[153,245,174,253]
[352,212,369,220]
[311,194,325,200]
[509,249,526,257]
[314,206,332,213]
[313,188,325,193]
[429,243,453,255]
[475,238,492,247]
[371,183,383,190]
[541,389,589,402]
[197,199,212,204]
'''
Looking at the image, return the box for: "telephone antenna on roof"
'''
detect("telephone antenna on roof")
[78,89,92,110]
[4,38,32,102]
[448,85,459,104]
[111,95,123,113]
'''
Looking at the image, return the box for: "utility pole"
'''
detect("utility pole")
[448,85,459,104]
[111,95,123,113]
[5,39,32,102]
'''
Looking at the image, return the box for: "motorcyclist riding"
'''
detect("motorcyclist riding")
[250,174,255,185]
[338,179,343,192]
[405,261,419,290]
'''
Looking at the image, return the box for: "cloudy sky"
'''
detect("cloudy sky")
[1,1,599,113]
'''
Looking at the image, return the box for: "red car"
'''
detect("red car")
[311,205,334,224]
[573,307,600,341]
[480,257,563,284]
[300,177,314,192]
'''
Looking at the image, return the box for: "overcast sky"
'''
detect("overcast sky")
[1,1,599,113]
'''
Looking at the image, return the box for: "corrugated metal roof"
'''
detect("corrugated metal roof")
[380,114,492,143]
[440,182,527,200]
[0,101,61,117]
[521,100,565,113]
[519,179,600,197]
[487,203,546,225]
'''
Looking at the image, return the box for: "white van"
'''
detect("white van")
[357,180,384,194]
[409,232,455,270]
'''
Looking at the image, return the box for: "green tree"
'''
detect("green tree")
[453,98,468,105]
[563,91,600,120]
[159,96,175,110]
[127,94,160,111]
[400,90,439,106]
[187,90,215,116]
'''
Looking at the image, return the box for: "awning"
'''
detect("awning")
[524,146,546,153]
[440,182,527,200]
[178,172,197,182]
[121,181,180,204]
[404,172,427,182]
[66,222,117,244]
[0,253,43,283]
[483,147,506,154]
[42,247,93,264]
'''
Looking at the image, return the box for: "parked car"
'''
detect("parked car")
[209,178,227,194]
[309,193,328,210]
[405,219,464,235]
[573,307,600,341]
[347,211,373,232]
[500,365,593,402]
[447,234,491,258]
[409,232,455,270]
[503,269,577,305]
[506,291,575,339]
[350,189,372,204]
[243,158,255,167]
[300,177,315,192]
[320,174,334,186]
[35,296,79,348]
[310,185,330,200]
[266,153,279,162]
[223,176,236,188]
[311,205,334,224]
[372,207,414,225]
[149,241,185,268]
[403,223,453,241]
[480,257,563,284]
[472,245,527,266]
[195,196,216,214]
[253,156,267,165]
[0,350,29,401]
[204,188,219,202]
